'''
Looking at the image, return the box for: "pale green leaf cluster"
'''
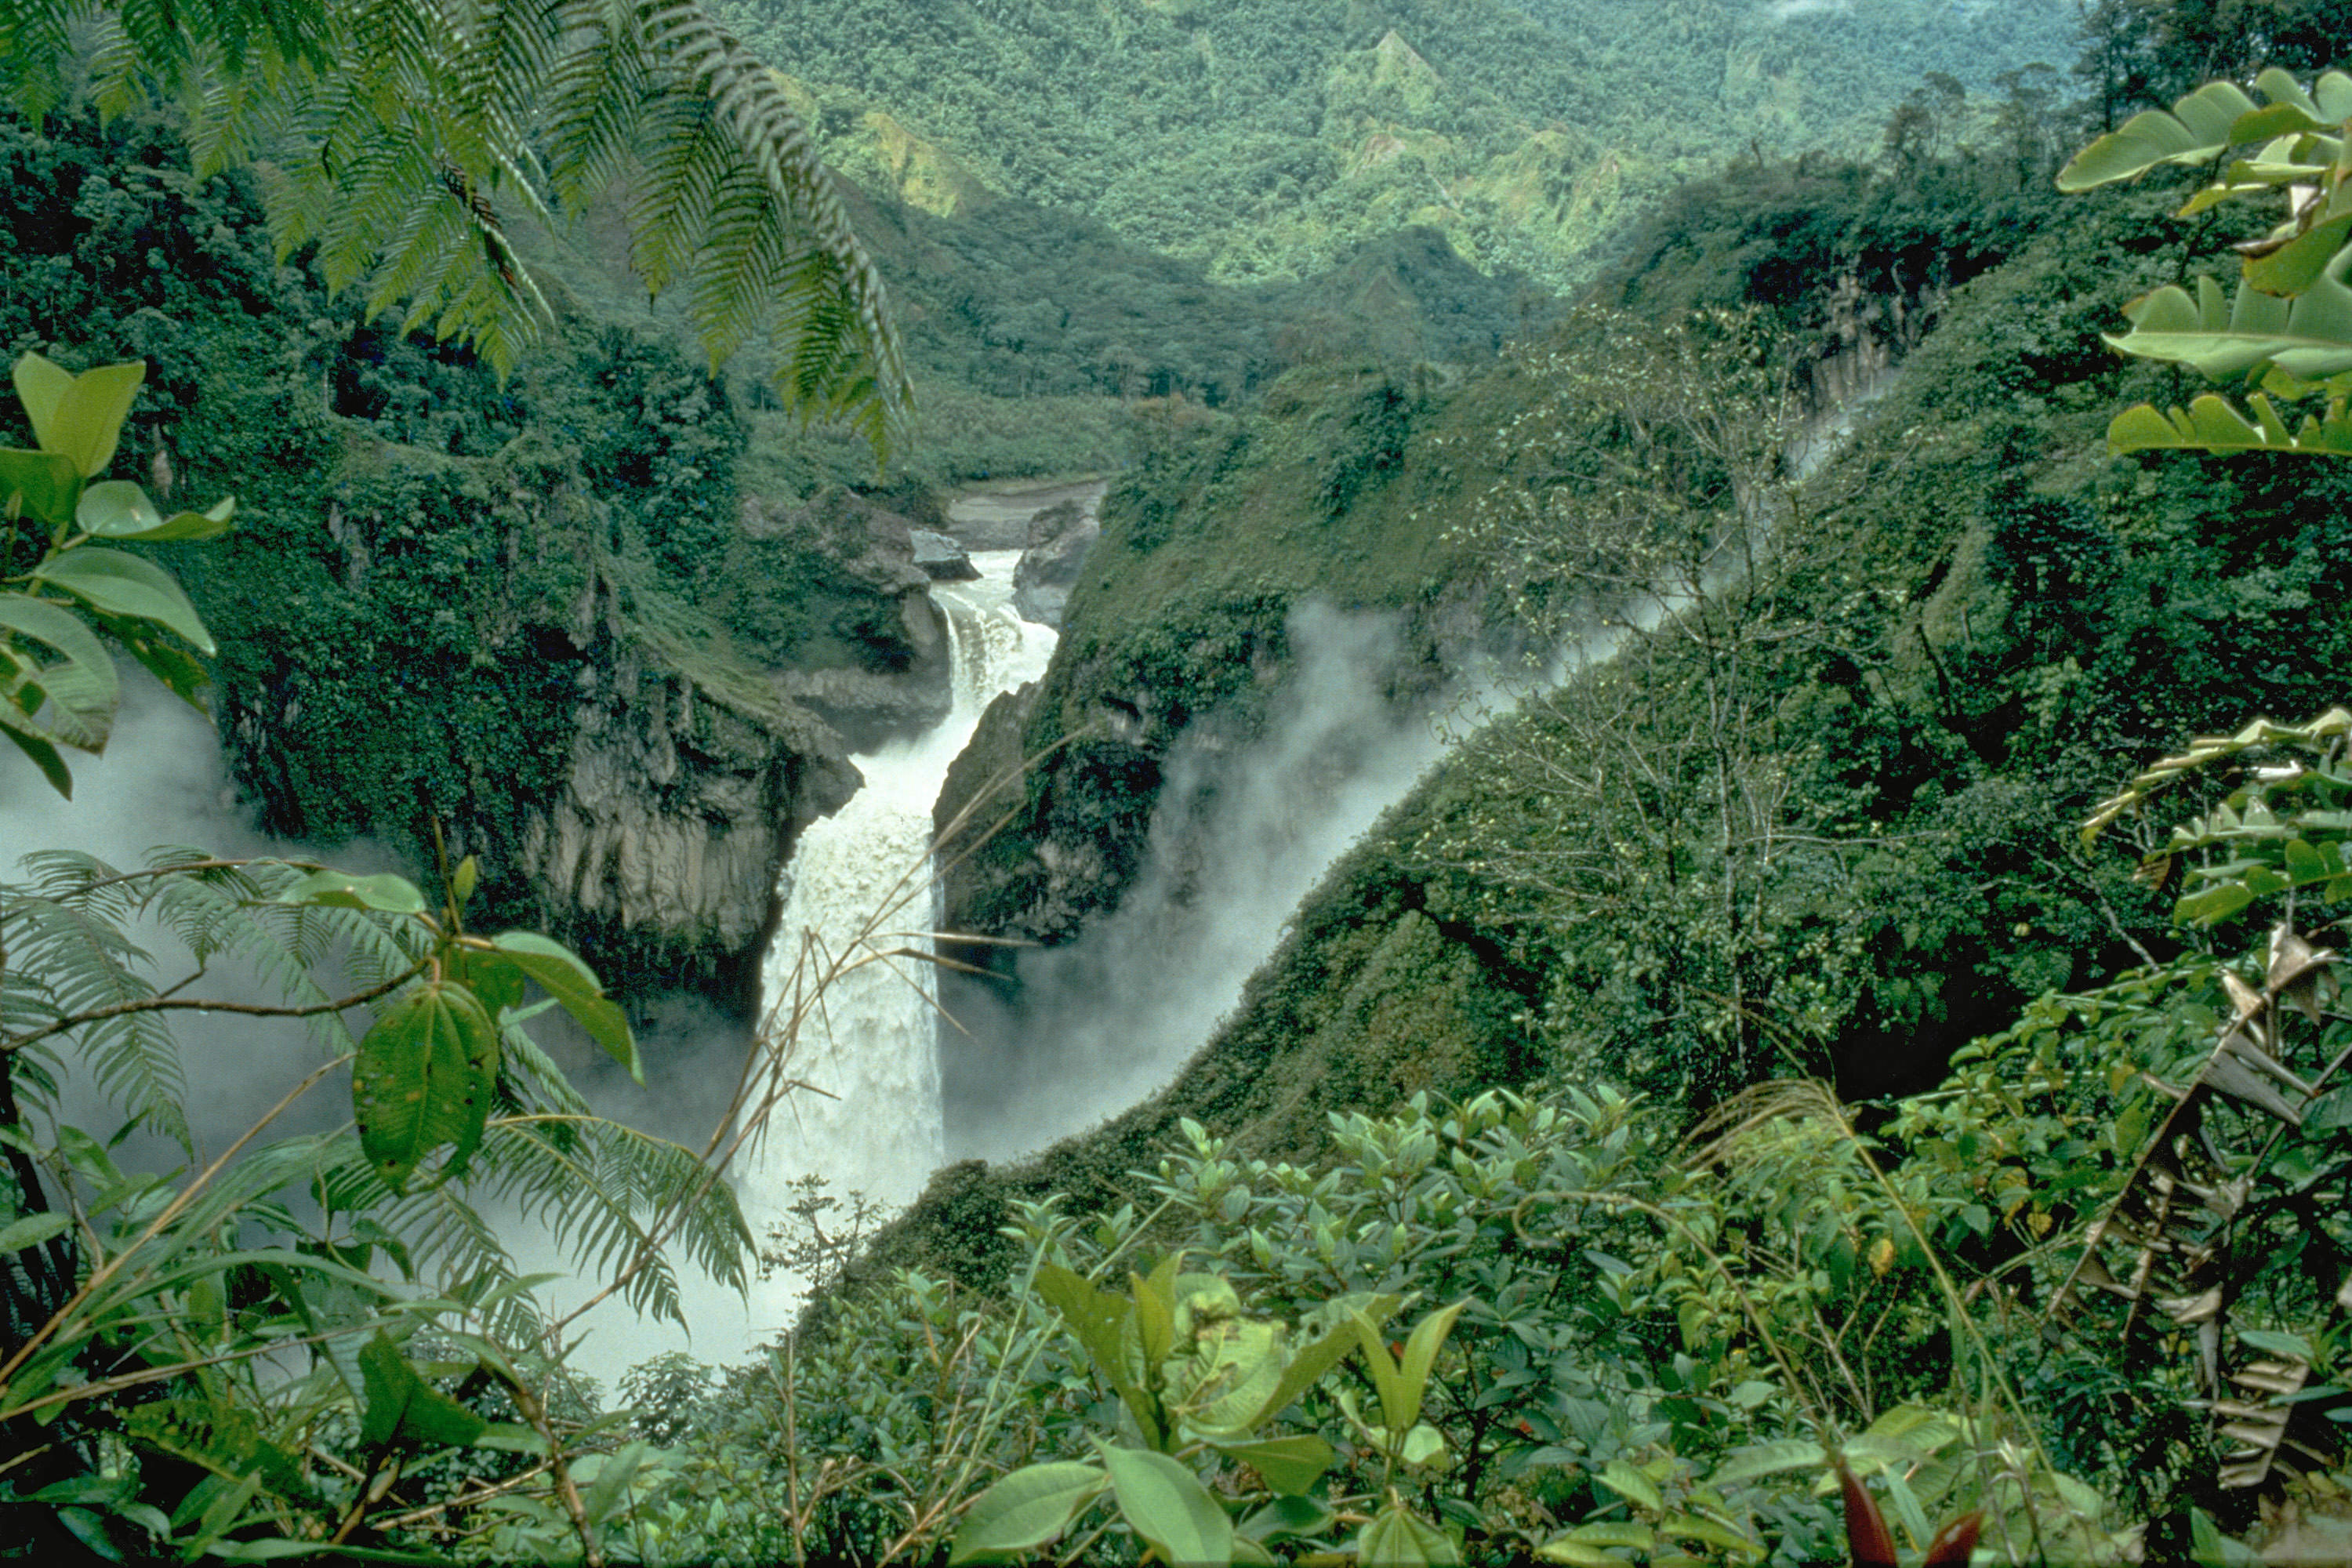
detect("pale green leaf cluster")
[2060,70,2352,458]
[2,354,230,796]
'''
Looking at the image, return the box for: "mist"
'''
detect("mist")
[0,677,760,1377]
[0,678,369,1162]
[941,601,1454,1163]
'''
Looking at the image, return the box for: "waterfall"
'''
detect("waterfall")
[729,550,1053,1340]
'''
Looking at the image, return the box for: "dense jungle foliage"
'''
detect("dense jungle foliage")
[717,0,2076,289]
[10,0,2352,1563]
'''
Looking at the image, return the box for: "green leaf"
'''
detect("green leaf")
[1350,1308,1413,1434]
[1709,1438,1826,1487]
[949,1462,1107,1564]
[0,720,73,795]
[488,932,638,1081]
[0,590,121,749]
[0,447,83,525]
[15,358,145,477]
[1597,1457,1664,1513]
[357,1334,488,1453]
[2056,79,2261,190]
[2107,394,2352,458]
[1663,1512,1763,1555]
[78,481,234,541]
[1359,1501,1461,1567]
[1210,1434,1334,1495]
[580,1442,649,1526]
[30,546,214,654]
[1099,1443,1233,1566]
[11,353,71,452]
[2245,213,2352,296]
[2176,882,2258,926]
[0,1211,71,1253]
[1239,1494,1334,1543]
[52,361,144,478]
[2107,259,2352,383]
[1252,1293,1396,1425]
[353,981,501,1192]
[1396,1299,1466,1425]
[1562,1522,1657,1551]
[1535,1541,1628,1567]
[278,869,429,915]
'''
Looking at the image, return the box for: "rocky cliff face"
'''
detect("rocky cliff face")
[227,459,949,1010]
[511,578,861,1004]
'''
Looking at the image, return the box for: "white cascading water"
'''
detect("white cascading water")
[728,550,1053,1343]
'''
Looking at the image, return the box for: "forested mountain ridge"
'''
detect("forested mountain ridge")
[721,0,2076,289]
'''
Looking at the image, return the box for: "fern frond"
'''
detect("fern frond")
[1,878,191,1151]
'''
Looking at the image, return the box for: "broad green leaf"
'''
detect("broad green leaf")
[353,981,500,1192]
[358,1334,488,1453]
[119,634,212,711]
[580,1441,649,1526]
[1133,1252,1183,1372]
[1240,1494,1334,1543]
[1359,1501,1461,1567]
[948,1462,1107,1564]
[1597,1457,1664,1513]
[78,480,234,541]
[18,357,145,477]
[1349,1308,1412,1434]
[2056,79,2260,190]
[1099,1444,1232,1567]
[2245,213,2352,296]
[279,868,429,915]
[1179,1316,1287,1438]
[2176,882,2257,926]
[1396,1299,1466,1425]
[449,946,527,1019]
[0,590,120,749]
[207,1542,457,1563]
[1,708,76,795]
[0,446,82,525]
[2248,67,2352,130]
[1535,1541,1627,1567]
[1210,1434,1334,1494]
[2107,260,2352,383]
[1663,1512,1764,1556]
[0,1210,71,1253]
[488,931,638,1080]
[31,546,214,653]
[74,479,162,537]
[1560,1522,1657,1551]
[1036,1263,1158,1446]
[1253,1292,1396,1424]
[1709,1437,1826,1487]
[2107,394,2352,458]
[10,353,71,452]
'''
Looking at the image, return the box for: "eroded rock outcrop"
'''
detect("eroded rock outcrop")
[1011,499,1098,629]
[230,464,949,1011]
[744,488,954,750]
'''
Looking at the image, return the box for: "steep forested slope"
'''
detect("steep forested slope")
[722,0,2074,288]
[889,119,2352,1287]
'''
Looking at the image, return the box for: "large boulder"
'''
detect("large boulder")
[911,528,981,582]
[1011,499,1098,629]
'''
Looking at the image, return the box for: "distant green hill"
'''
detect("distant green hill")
[718,0,2076,290]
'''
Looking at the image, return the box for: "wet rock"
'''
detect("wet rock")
[1011,499,1098,629]
[911,528,981,582]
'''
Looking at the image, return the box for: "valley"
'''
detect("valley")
[5,2,2352,1562]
